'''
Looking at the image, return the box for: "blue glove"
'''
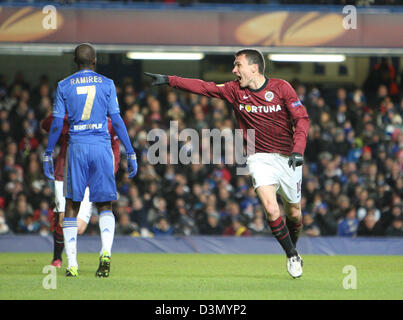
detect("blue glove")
[127,152,138,178]
[43,152,55,180]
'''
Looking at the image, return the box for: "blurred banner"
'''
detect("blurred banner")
[0,6,402,48]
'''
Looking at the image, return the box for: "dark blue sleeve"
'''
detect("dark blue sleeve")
[110,113,134,154]
[45,117,64,154]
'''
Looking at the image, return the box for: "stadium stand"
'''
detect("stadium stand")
[0,55,402,239]
[0,0,402,242]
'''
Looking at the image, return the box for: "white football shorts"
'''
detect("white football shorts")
[246,153,302,204]
[54,180,93,224]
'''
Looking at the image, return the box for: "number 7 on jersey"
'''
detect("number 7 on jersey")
[76,85,96,120]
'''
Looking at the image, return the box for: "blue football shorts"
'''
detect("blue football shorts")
[64,142,117,203]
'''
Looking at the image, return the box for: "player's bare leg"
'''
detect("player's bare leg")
[282,199,303,248]
[95,201,115,278]
[76,186,92,235]
[77,218,88,235]
[63,199,81,277]
[255,185,302,278]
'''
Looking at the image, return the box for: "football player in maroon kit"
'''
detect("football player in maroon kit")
[145,48,309,278]
[41,113,120,271]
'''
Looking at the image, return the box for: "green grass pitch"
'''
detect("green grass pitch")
[0,253,402,300]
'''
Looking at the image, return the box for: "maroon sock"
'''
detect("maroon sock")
[268,216,297,258]
[286,216,303,247]
[53,218,64,261]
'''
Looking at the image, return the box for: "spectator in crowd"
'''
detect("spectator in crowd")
[17,213,39,234]
[337,207,359,237]
[116,213,140,236]
[220,200,244,228]
[147,196,168,227]
[173,198,198,236]
[357,211,385,236]
[199,211,223,235]
[223,217,251,237]
[331,194,350,220]
[152,216,174,236]
[380,204,402,230]
[301,213,320,237]
[248,206,270,236]
[314,202,337,236]
[6,193,33,232]
[385,217,403,237]
[129,196,149,232]
[33,199,53,229]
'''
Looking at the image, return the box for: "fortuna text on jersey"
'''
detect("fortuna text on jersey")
[239,103,282,113]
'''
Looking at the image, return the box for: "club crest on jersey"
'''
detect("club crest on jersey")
[265,91,274,102]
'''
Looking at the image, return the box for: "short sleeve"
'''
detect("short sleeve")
[107,81,120,116]
[52,85,66,119]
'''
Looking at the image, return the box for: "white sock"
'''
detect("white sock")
[99,211,115,257]
[62,218,78,268]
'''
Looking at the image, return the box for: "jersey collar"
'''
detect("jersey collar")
[249,77,269,93]
[72,69,92,77]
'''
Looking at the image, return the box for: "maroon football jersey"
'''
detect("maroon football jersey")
[169,76,309,156]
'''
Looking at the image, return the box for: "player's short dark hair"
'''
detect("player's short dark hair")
[235,48,265,74]
[74,43,96,68]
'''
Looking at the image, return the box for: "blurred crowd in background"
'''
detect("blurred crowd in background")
[0,57,403,238]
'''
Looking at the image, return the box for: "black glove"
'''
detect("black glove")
[288,152,304,171]
[144,72,169,86]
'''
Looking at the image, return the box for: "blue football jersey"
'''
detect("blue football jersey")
[53,69,120,145]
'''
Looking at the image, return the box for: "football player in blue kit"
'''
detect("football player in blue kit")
[43,43,138,277]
